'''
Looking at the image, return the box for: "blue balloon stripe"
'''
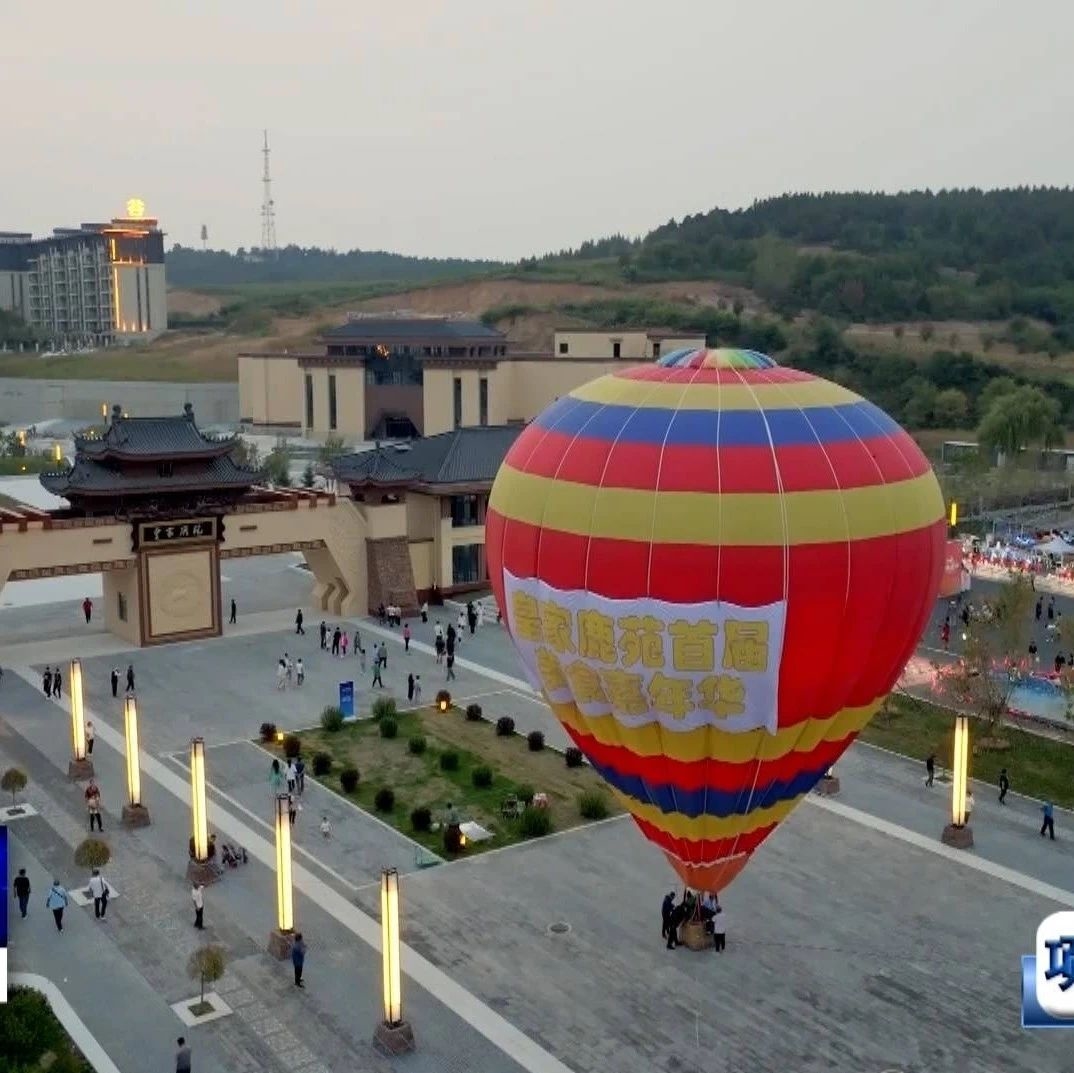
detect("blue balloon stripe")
[533,396,901,448]
[587,755,833,819]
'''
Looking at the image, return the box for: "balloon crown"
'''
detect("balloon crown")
[657,347,778,370]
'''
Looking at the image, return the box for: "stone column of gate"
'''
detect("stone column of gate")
[302,497,366,617]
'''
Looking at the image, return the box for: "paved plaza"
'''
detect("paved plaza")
[1,560,1073,1072]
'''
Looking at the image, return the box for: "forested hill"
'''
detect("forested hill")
[552,188,1074,329]
[166,244,502,287]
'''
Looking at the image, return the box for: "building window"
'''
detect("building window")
[452,543,481,585]
[612,341,621,359]
[328,374,338,431]
[479,377,488,426]
[451,494,480,528]
[157,461,174,478]
[652,342,660,357]
[453,376,462,429]
[559,341,568,354]
[305,374,314,429]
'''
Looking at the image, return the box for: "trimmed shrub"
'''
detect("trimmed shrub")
[320,706,344,732]
[312,751,332,776]
[519,806,553,838]
[74,838,111,870]
[435,689,453,710]
[379,717,398,739]
[371,696,397,721]
[340,766,359,793]
[495,716,516,737]
[565,747,585,768]
[471,765,493,789]
[374,787,396,812]
[439,750,460,772]
[282,733,301,758]
[408,735,427,755]
[515,784,535,806]
[410,806,432,832]
[465,703,484,722]
[259,721,278,743]
[527,730,545,752]
[579,789,610,820]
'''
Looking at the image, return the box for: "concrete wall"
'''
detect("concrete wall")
[553,330,705,359]
[0,377,238,426]
[423,366,503,435]
[303,366,366,439]
[238,355,302,427]
[504,359,621,422]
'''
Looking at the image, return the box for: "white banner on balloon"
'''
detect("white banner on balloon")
[503,570,785,735]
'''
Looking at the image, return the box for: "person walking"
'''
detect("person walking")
[403,623,411,652]
[82,596,93,624]
[319,620,327,649]
[420,600,428,624]
[295,657,305,686]
[372,658,384,689]
[925,753,935,788]
[270,759,284,795]
[175,1037,192,1073]
[413,675,422,705]
[286,760,298,794]
[341,631,349,658]
[291,933,307,987]
[660,890,675,941]
[998,768,1010,804]
[52,666,62,699]
[331,627,341,656]
[320,815,331,839]
[110,667,120,698]
[378,642,388,669]
[407,673,415,703]
[126,664,135,692]
[13,868,30,918]
[191,883,204,929]
[87,868,109,920]
[43,667,52,697]
[275,659,286,691]
[85,720,95,756]
[288,793,298,827]
[86,781,103,832]
[45,880,68,931]
[1041,801,1056,840]
[295,608,305,635]
[446,651,456,681]
[295,755,306,794]
[285,654,294,686]
[964,790,975,823]
[229,597,237,624]
[712,903,727,953]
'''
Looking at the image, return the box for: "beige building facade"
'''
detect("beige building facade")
[238,317,707,440]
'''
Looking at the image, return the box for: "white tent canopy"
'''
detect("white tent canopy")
[1036,535,1074,556]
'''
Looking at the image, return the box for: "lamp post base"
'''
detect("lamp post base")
[815,775,841,797]
[374,1020,415,1056]
[67,758,95,781]
[186,859,220,886]
[121,803,151,828]
[941,823,974,849]
[267,929,294,960]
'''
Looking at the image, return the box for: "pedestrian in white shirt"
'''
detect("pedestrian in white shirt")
[191,883,204,929]
[87,868,110,921]
[286,760,298,794]
[85,720,95,755]
[712,901,726,952]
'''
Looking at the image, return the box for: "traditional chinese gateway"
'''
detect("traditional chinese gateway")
[0,404,366,645]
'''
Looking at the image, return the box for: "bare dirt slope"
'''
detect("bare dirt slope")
[166,289,226,316]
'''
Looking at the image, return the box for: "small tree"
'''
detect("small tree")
[317,434,346,464]
[944,575,1035,744]
[1,767,27,809]
[73,838,111,870]
[301,462,316,488]
[187,945,227,1006]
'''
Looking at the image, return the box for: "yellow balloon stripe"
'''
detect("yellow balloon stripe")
[490,467,944,547]
[621,790,802,840]
[570,373,862,412]
[551,699,881,763]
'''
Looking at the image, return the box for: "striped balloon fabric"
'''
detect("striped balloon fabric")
[485,348,945,892]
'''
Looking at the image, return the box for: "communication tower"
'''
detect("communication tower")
[200,224,208,251]
[260,129,277,253]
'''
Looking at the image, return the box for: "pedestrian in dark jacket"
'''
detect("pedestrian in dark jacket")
[661,890,675,940]
[13,868,30,918]
[291,933,307,987]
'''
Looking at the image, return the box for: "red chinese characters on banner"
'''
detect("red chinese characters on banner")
[939,539,969,598]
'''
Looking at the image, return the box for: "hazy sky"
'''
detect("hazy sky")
[4,1,1072,261]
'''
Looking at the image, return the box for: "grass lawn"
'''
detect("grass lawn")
[279,705,621,857]
[0,987,93,1073]
[861,692,1074,807]
[0,455,53,475]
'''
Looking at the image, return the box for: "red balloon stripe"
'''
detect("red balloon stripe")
[486,511,945,724]
[632,813,779,862]
[508,428,931,495]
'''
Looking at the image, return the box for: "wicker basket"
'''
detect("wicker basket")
[681,920,713,951]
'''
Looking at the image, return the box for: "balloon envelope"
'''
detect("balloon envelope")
[486,347,945,891]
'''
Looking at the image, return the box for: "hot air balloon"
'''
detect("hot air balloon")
[486,347,945,892]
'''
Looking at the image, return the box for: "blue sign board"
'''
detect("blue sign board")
[339,681,355,718]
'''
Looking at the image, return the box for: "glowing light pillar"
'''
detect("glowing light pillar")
[373,867,415,1054]
[941,716,973,848]
[121,696,150,827]
[186,737,218,883]
[67,659,94,780]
